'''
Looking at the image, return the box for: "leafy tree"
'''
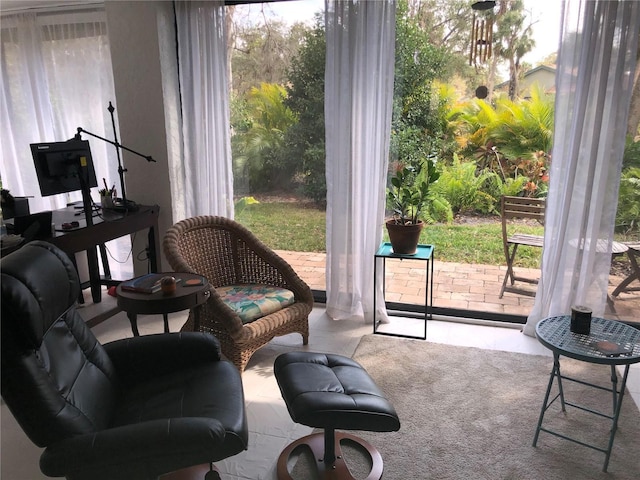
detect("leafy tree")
[617,134,640,234]
[282,16,327,204]
[232,83,297,192]
[448,86,553,196]
[391,0,449,167]
[281,1,455,205]
[492,0,536,100]
[490,87,554,159]
[229,11,307,96]
[625,40,640,137]
[408,0,471,53]
[405,0,486,95]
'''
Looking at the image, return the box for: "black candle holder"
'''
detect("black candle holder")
[570,305,592,334]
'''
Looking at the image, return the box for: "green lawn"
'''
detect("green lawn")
[236,202,544,268]
[236,202,327,253]
[237,201,638,271]
[419,222,544,268]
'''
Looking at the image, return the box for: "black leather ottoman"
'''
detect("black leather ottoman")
[274,352,400,480]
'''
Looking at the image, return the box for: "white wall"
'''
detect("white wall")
[104,0,175,274]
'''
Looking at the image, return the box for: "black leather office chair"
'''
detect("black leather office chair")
[1,241,248,480]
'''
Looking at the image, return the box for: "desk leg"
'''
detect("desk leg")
[163,313,170,333]
[147,215,161,272]
[99,244,111,281]
[87,245,102,303]
[533,357,629,472]
[127,312,140,337]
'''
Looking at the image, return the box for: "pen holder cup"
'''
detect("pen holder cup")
[101,195,115,210]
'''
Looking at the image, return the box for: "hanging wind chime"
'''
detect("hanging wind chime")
[469,14,493,67]
[469,1,496,67]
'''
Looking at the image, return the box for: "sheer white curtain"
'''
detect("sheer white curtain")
[0,11,119,214]
[523,0,640,336]
[173,0,234,219]
[324,0,396,322]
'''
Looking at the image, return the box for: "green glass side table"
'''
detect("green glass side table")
[533,315,640,472]
[373,242,434,340]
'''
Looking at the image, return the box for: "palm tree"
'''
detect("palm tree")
[448,85,554,195]
[491,86,554,160]
[232,83,297,192]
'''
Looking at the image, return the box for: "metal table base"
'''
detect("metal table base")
[373,242,434,340]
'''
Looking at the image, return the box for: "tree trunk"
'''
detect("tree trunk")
[508,61,517,100]
[626,49,640,138]
[487,53,499,103]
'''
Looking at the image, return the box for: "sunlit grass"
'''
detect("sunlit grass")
[236,202,545,268]
[419,223,544,268]
[236,202,326,252]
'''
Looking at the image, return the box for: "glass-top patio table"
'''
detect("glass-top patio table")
[533,315,640,472]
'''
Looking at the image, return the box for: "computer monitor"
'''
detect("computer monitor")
[30,139,98,197]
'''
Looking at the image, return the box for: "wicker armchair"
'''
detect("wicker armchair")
[163,216,313,372]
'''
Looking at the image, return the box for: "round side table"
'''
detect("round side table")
[533,315,640,472]
[116,272,210,337]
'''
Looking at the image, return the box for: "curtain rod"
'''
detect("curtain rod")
[0,1,104,17]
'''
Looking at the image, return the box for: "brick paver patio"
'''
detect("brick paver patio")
[276,250,639,322]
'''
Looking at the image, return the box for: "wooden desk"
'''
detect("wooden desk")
[48,204,161,303]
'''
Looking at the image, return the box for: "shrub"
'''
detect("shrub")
[623,132,640,169]
[483,174,529,201]
[424,195,454,224]
[432,154,498,214]
[297,144,327,206]
[616,167,640,234]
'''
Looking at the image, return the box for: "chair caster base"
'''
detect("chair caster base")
[276,431,383,480]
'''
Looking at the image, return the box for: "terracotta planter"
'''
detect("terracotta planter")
[385,219,424,255]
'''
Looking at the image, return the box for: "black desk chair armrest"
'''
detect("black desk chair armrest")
[41,417,227,480]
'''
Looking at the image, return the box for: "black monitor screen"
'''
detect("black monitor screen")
[30,139,98,197]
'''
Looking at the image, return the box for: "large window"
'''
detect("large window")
[1,8,133,280]
[225,1,640,325]
[228,0,327,292]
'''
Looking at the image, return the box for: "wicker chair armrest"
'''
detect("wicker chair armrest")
[163,231,198,275]
[201,287,247,341]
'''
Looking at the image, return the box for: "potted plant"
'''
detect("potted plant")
[386,156,440,254]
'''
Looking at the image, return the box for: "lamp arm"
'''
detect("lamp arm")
[75,127,156,163]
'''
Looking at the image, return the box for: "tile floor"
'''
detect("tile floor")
[2,296,639,480]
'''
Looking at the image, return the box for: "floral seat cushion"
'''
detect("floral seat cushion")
[216,284,295,324]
